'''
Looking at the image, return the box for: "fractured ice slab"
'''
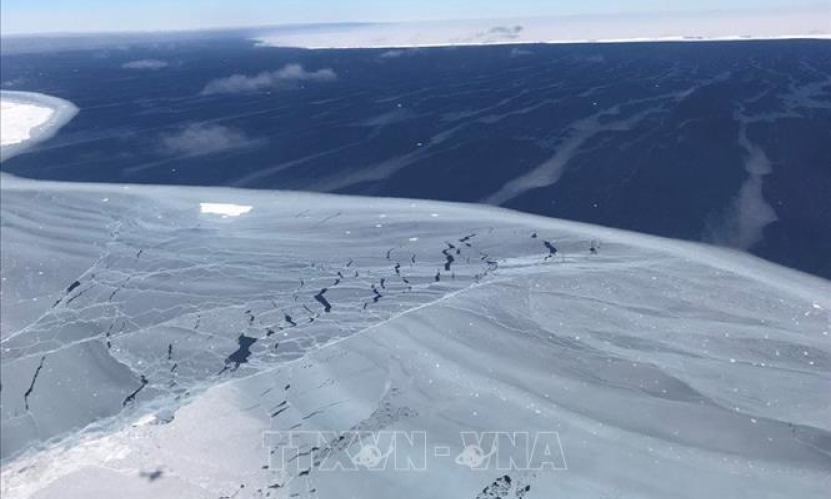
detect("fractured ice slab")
[1,174,830,498]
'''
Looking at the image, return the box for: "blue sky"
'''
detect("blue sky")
[0,0,823,35]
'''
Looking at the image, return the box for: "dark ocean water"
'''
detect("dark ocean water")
[2,36,830,278]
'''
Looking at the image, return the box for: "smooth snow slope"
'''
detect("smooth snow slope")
[1,173,830,499]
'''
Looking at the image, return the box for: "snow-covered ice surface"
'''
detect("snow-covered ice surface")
[0,102,52,146]
[2,170,830,498]
[0,92,78,162]
[254,8,831,49]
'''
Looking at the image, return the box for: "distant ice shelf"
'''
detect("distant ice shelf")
[253,9,831,50]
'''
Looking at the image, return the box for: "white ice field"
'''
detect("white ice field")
[253,8,831,50]
[1,94,830,499]
[0,101,53,146]
[0,92,78,162]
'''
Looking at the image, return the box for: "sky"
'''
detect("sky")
[1,0,827,35]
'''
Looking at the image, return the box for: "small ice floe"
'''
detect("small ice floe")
[199,202,253,217]
[131,414,157,427]
[0,100,54,146]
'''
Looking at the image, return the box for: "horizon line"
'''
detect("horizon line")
[3,5,829,38]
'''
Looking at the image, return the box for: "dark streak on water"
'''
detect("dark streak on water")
[23,356,46,411]
[221,334,258,373]
[122,375,149,407]
[314,288,333,313]
[442,243,457,271]
[543,241,558,261]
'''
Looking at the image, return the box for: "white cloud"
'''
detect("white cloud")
[122,59,169,70]
[161,124,259,156]
[510,47,533,57]
[379,49,405,58]
[378,48,422,60]
[201,64,337,95]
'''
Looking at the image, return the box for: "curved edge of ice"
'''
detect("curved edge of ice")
[0,90,79,162]
[254,33,831,51]
[3,172,829,305]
